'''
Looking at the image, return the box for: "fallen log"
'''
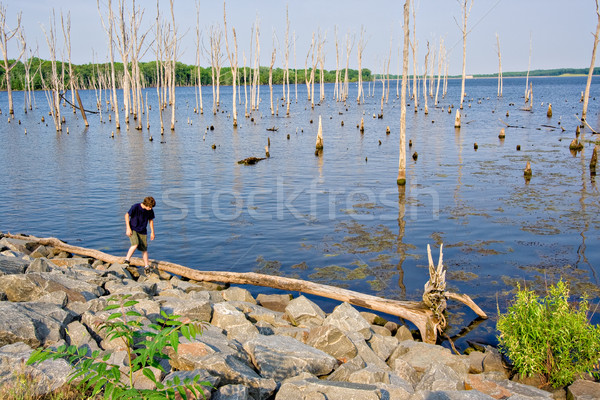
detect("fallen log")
[237,157,266,165]
[4,233,487,344]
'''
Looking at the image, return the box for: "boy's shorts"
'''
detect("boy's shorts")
[129,231,148,252]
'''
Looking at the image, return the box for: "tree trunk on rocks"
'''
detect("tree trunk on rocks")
[5,233,487,345]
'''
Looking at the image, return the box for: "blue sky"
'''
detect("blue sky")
[5,0,599,75]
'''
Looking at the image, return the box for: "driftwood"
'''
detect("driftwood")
[4,233,487,344]
[266,126,278,132]
[237,157,266,165]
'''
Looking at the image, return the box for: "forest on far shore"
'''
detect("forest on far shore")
[0,58,598,92]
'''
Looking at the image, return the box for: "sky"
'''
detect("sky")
[4,0,599,76]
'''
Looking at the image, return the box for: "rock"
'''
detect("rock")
[212,302,259,341]
[257,293,292,313]
[394,325,414,342]
[104,279,157,298]
[306,325,357,361]
[410,390,496,399]
[27,258,54,273]
[29,245,51,259]
[47,257,91,268]
[273,326,310,342]
[374,381,414,399]
[566,379,600,400]
[0,342,74,397]
[222,287,256,304]
[346,331,390,371]
[388,341,469,377]
[227,301,290,327]
[37,290,68,307]
[0,272,102,303]
[157,297,213,323]
[169,325,251,371]
[106,263,133,279]
[360,312,388,326]
[467,374,554,399]
[327,356,367,382]
[391,358,420,387]
[132,366,163,390]
[0,237,30,254]
[368,333,398,361]
[243,334,337,380]
[163,370,218,399]
[0,302,75,347]
[371,325,392,337]
[384,321,400,335]
[347,364,389,385]
[0,254,30,275]
[284,296,326,327]
[324,302,372,340]
[415,362,464,392]
[186,353,277,400]
[468,351,485,374]
[482,346,507,378]
[276,377,382,400]
[64,321,100,357]
[213,383,249,400]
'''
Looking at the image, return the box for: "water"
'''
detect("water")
[1,76,599,349]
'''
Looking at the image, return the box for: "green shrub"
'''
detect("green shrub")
[27,295,211,399]
[497,280,600,387]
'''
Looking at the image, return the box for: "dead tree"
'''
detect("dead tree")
[0,3,25,115]
[41,10,62,131]
[496,33,503,97]
[456,0,474,111]
[97,0,120,129]
[60,12,76,113]
[398,0,410,187]
[423,41,430,115]
[195,0,203,114]
[356,26,366,104]
[411,1,418,111]
[583,0,600,121]
[343,33,354,102]
[434,38,444,105]
[223,3,239,126]
[208,25,224,115]
[304,33,314,102]
[168,0,177,130]
[268,35,277,115]
[525,34,532,103]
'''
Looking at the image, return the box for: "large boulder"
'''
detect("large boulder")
[0,302,75,348]
[466,374,553,399]
[211,302,259,341]
[163,370,219,399]
[0,272,103,303]
[324,302,372,340]
[388,340,469,377]
[415,362,464,392]
[276,377,383,400]
[257,293,292,313]
[284,296,326,327]
[169,325,251,371]
[222,287,257,304]
[157,296,213,323]
[0,254,29,275]
[64,321,101,357]
[182,353,277,400]
[243,334,338,381]
[306,325,357,361]
[566,379,600,400]
[0,342,74,397]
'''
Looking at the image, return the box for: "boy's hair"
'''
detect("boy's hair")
[143,196,156,208]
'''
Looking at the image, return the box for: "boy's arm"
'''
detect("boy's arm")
[149,219,155,241]
[125,213,132,236]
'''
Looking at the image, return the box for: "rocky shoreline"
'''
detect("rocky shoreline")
[0,233,598,399]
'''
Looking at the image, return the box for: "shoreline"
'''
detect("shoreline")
[0,232,597,399]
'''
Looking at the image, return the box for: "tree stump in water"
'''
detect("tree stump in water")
[238,157,267,165]
[546,103,552,118]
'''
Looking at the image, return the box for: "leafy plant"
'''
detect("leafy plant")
[27,295,211,399]
[497,280,600,387]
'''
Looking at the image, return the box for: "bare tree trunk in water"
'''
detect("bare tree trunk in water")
[0,4,25,115]
[583,0,600,121]
[496,33,503,97]
[457,0,473,110]
[398,0,410,186]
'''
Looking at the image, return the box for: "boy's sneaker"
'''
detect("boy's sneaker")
[123,259,130,266]
[144,265,151,273]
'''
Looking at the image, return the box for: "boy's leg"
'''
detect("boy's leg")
[142,251,150,268]
[125,245,137,262]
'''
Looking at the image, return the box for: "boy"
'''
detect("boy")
[124,196,156,271]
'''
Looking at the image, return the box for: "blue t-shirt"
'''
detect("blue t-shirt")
[128,203,155,234]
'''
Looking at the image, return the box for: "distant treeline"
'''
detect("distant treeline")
[474,67,600,78]
[0,58,373,91]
